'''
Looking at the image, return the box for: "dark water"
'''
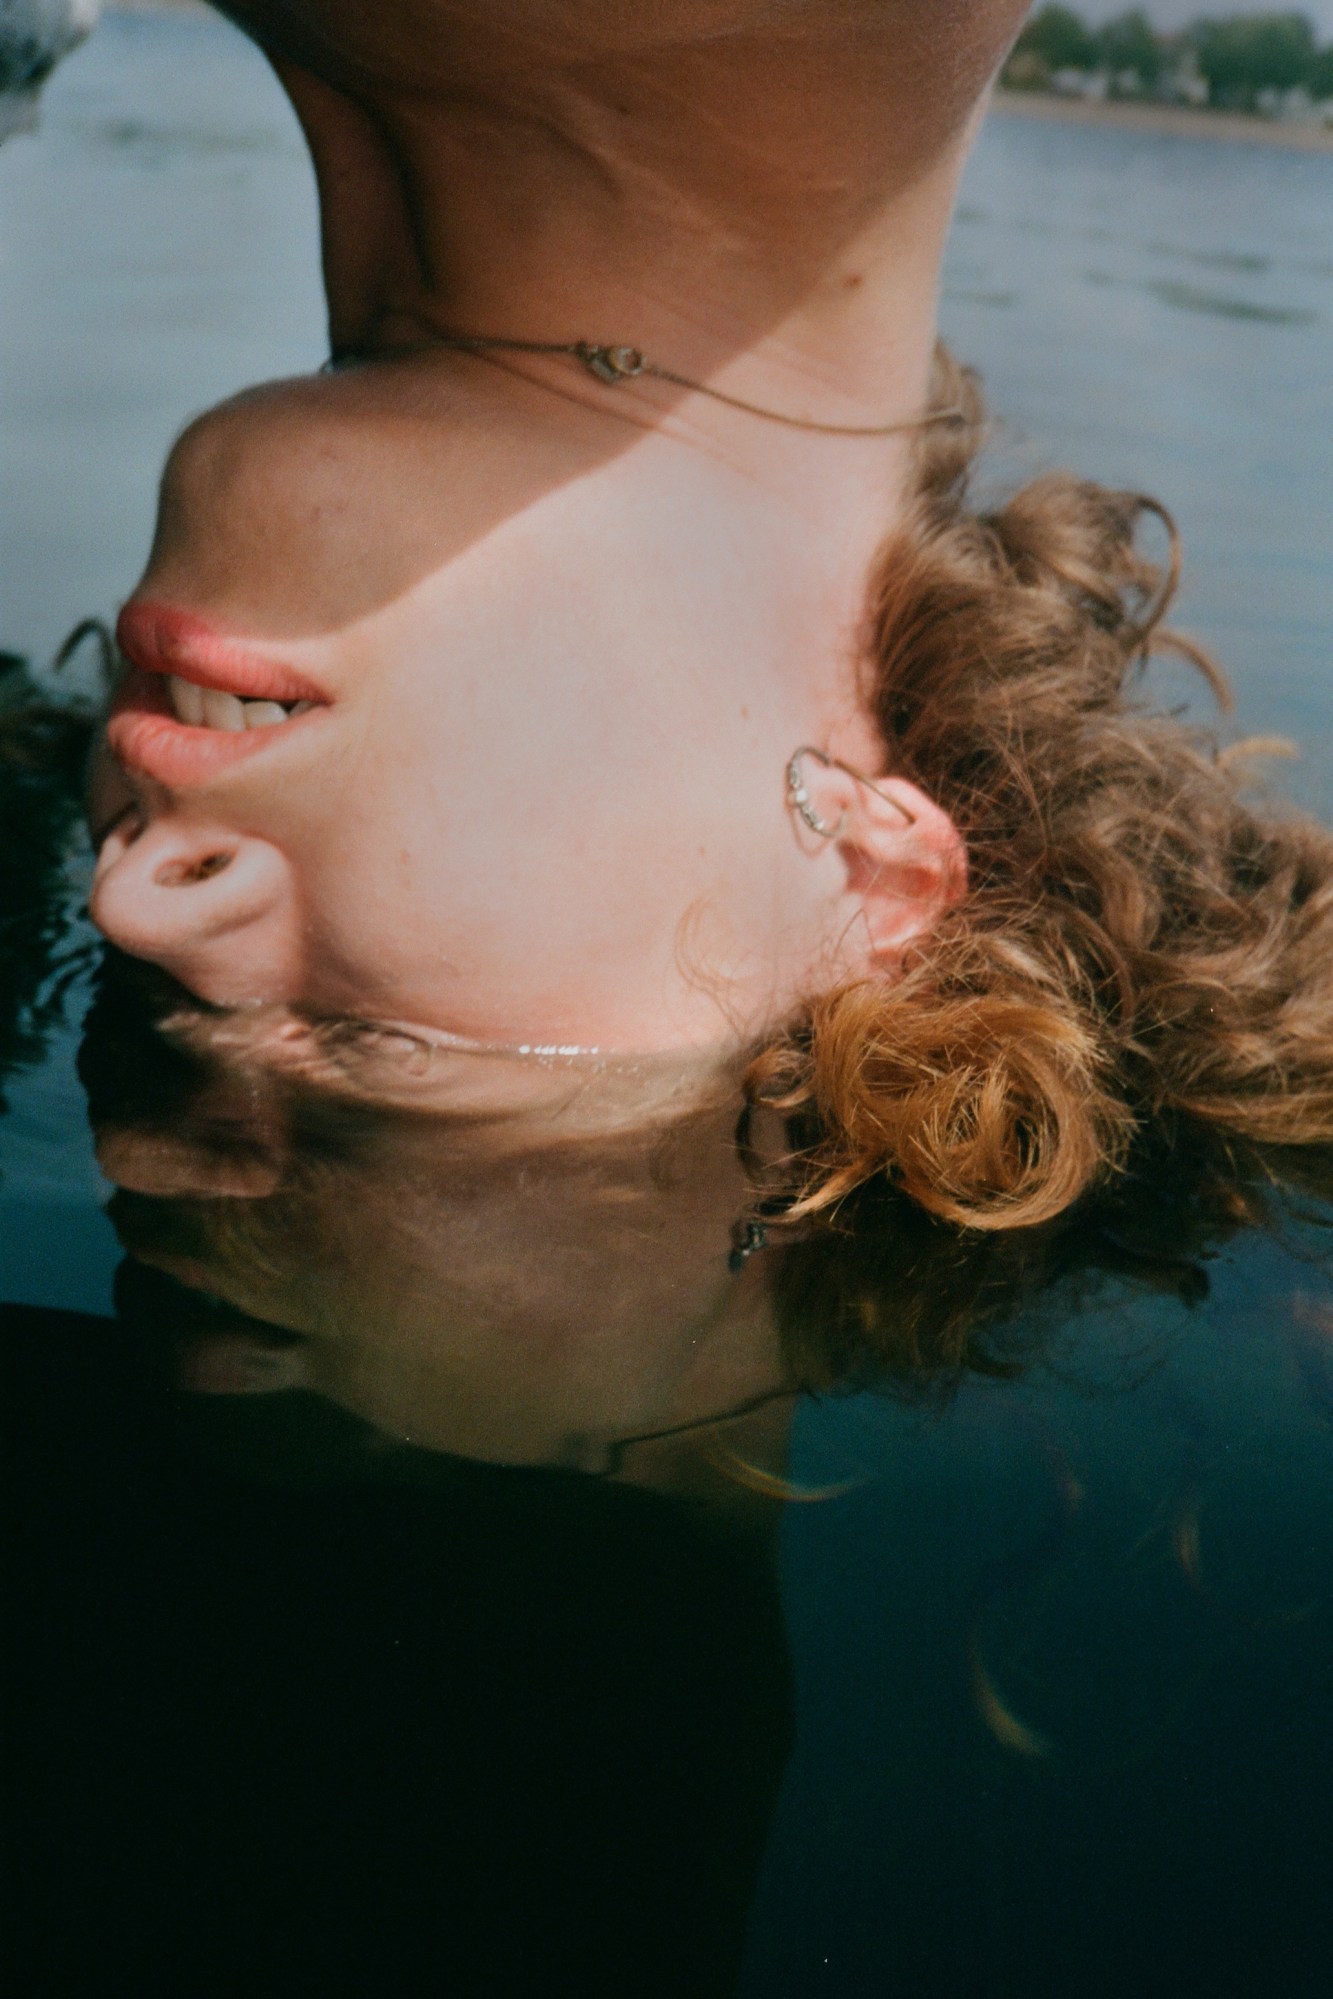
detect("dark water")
[4,11,1333,1996]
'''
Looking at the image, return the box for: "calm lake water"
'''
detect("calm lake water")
[3,9,1333,1995]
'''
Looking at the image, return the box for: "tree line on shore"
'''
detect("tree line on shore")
[1005,9,1333,109]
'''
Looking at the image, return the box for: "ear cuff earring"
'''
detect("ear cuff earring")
[786,747,847,839]
[785,746,916,840]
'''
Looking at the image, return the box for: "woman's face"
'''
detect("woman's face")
[91,360,881,1052]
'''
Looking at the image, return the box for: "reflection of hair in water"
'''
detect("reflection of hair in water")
[753,347,1333,1231]
[772,1120,1333,1397]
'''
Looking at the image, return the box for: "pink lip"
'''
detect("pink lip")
[116,601,329,704]
[108,602,328,788]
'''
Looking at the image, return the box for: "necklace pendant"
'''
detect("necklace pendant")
[577,342,646,385]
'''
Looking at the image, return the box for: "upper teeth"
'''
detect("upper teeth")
[168,676,314,730]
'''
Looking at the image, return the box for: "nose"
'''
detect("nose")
[91,812,303,1006]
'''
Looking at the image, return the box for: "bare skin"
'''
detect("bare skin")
[91,0,1025,1052]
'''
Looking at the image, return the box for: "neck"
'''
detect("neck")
[381,121,967,435]
[261,0,1019,438]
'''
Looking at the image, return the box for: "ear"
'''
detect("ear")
[834,770,966,967]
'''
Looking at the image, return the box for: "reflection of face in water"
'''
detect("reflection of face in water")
[91,978,798,1488]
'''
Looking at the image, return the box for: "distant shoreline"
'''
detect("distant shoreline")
[991,88,1333,154]
[90,16,1333,157]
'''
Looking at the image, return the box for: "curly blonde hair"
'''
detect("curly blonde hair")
[752,348,1333,1231]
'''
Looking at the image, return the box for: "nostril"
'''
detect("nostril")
[91,826,298,1003]
[154,850,235,888]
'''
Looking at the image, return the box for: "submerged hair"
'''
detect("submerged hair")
[753,347,1333,1230]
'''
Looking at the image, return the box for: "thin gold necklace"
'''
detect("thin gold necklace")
[357,333,967,438]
